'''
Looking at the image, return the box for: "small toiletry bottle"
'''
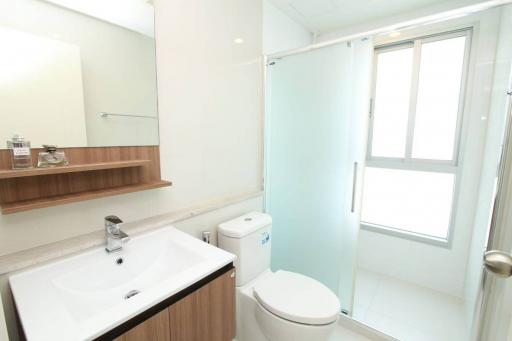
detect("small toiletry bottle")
[37,145,69,168]
[6,134,32,169]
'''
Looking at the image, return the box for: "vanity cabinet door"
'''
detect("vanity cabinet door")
[113,308,170,341]
[168,269,236,341]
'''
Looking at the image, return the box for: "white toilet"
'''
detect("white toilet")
[218,212,340,341]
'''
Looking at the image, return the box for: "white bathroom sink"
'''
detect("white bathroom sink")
[9,225,235,341]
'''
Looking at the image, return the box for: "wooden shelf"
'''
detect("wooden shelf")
[0,180,172,214]
[0,160,151,179]
[0,146,169,214]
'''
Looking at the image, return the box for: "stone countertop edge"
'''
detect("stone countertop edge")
[0,191,263,276]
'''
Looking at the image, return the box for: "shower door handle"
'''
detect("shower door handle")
[484,250,512,278]
[351,162,358,213]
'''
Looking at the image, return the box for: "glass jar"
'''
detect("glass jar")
[6,134,32,169]
[37,145,68,168]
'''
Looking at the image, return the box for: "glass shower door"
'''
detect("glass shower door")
[265,39,372,313]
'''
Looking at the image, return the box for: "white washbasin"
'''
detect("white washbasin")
[9,225,236,341]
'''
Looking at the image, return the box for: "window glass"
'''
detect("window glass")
[412,36,466,160]
[371,47,414,158]
[361,167,455,239]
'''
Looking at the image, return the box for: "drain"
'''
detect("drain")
[124,290,140,300]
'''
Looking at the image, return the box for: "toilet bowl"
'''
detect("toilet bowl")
[218,212,340,341]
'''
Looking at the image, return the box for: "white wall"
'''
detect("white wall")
[464,4,512,325]
[263,0,311,55]
[356,9,503,298]
[0,0,263,338]
[0,0,158,147]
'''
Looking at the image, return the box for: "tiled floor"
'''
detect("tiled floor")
[352,269,469,341]
[329,324,374,341]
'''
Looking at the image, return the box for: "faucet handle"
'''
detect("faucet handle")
[105,215,123,235]
[105,215,123,225]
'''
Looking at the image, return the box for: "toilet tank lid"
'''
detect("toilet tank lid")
[218,212,272,238]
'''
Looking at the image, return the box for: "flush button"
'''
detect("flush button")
[244,217,252,222]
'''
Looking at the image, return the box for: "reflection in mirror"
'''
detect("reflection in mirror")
[0,0,159,148]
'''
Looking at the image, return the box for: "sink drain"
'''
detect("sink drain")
[124,290,140,300]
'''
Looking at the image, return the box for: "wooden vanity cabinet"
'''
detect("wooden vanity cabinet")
[113,309,170,341]
[168,267,236,341]
[109,265,235,341]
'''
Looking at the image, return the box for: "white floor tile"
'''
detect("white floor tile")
[352,269,382,320]
[353,269,469,341]
[329,324,375,341]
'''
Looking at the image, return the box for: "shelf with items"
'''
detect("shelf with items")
[0,146,171,214]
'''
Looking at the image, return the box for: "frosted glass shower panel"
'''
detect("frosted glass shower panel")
[266,39,373,312]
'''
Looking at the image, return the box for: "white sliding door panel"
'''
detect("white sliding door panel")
[265,39,372,313]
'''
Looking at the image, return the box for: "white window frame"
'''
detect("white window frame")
[362,29,473,247]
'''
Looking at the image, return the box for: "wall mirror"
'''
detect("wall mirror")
[0,0,158,148]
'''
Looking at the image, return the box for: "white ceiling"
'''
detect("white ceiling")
[44,0,155,37]
[267,0,476,34]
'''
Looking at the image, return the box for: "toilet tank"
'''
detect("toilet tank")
[218,212,272,287]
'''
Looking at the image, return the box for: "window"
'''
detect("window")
[362,30,470,243]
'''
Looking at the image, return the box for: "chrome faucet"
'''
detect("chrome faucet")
[105,215,130,253]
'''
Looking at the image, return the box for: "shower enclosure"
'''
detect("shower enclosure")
[264,2,512,340]
[264,39,373,313]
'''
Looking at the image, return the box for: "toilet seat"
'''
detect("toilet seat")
[253,270,340,325]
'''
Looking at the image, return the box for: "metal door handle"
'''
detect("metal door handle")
[484,250,512,278]
[351,162,358,213]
